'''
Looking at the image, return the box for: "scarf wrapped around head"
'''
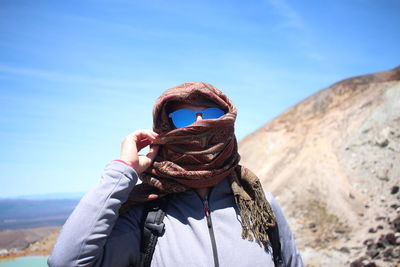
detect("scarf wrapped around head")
[121,82,276,248]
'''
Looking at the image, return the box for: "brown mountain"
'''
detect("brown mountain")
[239,66,400,266]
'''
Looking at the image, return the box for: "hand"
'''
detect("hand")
[119,130,160,175]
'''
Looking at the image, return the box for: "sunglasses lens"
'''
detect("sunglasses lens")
[201,107,225,119]
[169,109,195,128]
[169,107,226,128]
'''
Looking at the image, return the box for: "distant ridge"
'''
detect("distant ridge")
[0,198,79,231]
[1,192,84,200]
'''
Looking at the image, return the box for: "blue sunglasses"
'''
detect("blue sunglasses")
[169,107,225,128]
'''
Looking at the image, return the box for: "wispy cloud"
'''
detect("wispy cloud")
[0,63,163,90]
[267,0,306,30]
[64,14,212,44]
[266,0,323,61]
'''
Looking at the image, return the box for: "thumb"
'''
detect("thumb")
[137,145,160,174]
[146,145,160,161]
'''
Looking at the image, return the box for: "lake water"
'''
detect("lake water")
[0,256,48,267]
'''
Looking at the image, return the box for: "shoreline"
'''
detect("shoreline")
[0,226,59,262]
[0,250,50,262]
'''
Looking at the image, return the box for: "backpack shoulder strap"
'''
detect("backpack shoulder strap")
[267,222,284,266]
[139,197,168,267]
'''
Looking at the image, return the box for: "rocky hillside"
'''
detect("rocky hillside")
[239,66,400,266]
[0,227,59,260]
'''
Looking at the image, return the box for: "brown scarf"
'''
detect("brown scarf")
[121,82,276,248]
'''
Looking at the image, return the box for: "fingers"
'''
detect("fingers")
[136,138,153,151]
[120,130,159,174]
[132,130,159,151]
[131,130,158,142]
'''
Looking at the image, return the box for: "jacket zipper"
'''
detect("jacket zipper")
[203,195,219,267]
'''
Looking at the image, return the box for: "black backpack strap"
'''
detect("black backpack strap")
[268,223,284,266]
[139,198,168,267]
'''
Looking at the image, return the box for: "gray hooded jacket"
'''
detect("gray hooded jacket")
[48,161,303,267]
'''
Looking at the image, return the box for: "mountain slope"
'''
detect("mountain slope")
[239,66,400,266]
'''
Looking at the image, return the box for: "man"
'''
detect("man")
[48,82,303,266]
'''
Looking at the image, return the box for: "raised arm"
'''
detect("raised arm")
[48,130,159,267]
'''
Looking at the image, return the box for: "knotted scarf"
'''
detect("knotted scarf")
[121,82,276,248]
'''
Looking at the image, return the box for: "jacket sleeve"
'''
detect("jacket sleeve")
[265,191,304,267]
[48,161,143,267]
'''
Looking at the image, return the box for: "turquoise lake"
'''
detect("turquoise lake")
[0,256,48,267]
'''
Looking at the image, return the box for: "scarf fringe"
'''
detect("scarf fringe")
[231,167,276,250]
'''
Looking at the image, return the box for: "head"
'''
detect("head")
[152,82,237,135]
[146,81,240,189]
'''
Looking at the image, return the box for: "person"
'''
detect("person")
[48,82,303,267]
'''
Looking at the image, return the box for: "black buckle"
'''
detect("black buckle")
[146,222,165,236]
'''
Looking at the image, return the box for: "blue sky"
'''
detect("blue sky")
[1,0,399,197]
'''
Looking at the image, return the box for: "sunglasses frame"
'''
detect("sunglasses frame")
[168,107,225,128]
